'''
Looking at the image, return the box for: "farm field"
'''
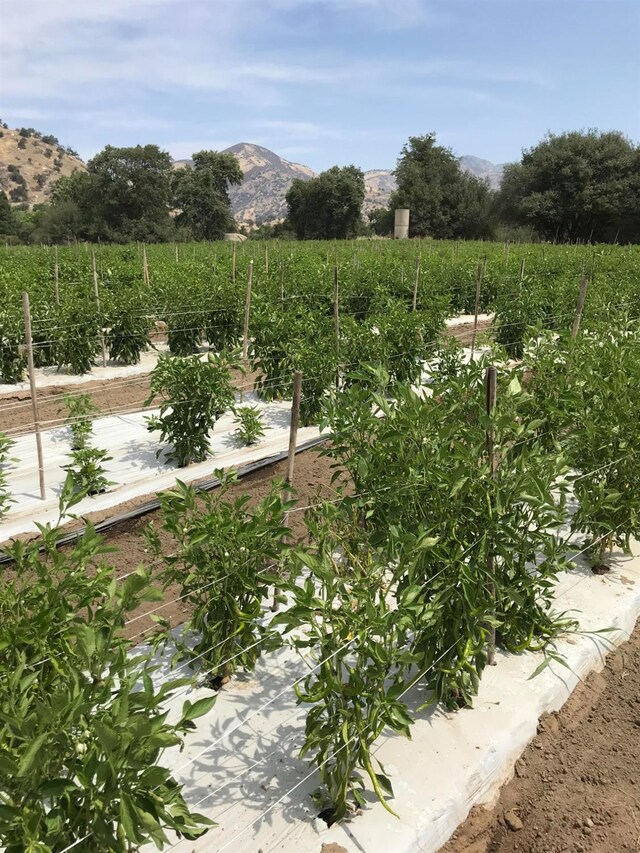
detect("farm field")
[1,239,640,852]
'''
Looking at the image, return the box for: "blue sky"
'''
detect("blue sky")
[1,0,638,171]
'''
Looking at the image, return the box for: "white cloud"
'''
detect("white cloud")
[0,0,545,103]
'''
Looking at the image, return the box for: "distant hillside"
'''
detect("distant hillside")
[459,155,504,190]
[0,126,85,206]
[175,145,504,225]
[0,125,505,224]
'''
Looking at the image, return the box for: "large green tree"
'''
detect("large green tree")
[49,145,175,242]
[172,151,243,240]
[286,166,365,240]
[497,130,640,243]
[390,134,495,239]
[0,191,16,236]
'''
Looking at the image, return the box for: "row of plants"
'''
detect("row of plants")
[1,240,638,383]
[2,316,638,849]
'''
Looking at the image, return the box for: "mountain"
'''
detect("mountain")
[174,143,315,226]
[0,127,85,206]
[459,155,505,190]
[0,125,505,225]
[205,145,504,225]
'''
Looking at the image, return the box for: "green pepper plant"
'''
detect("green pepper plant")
[321,354,574,709]
[0,431,16,520]
[233,404,267,445]
[146,351,241,467]
[0,488,215,852]
[62,393,115,495]
[274,509,415,823]
[145,470,294,687]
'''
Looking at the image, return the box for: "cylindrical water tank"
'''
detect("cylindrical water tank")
[394,208,410,239]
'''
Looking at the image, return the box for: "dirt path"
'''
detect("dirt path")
[1,318,492,436]
[0,366,258,436]
[99,444,344,641]
[441,623,640,853]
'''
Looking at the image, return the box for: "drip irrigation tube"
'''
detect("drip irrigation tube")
[0,433,330,561]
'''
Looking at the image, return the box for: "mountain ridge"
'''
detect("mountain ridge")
[0,126,505,226]
[175,144,505,226]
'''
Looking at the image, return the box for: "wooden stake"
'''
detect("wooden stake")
[519,257,525,282]
[54,245,59,304]
[175,242,179,263]
[270,368,303,612]
[280,257,285,304]
[286,371,303,489]
[22,292,46,501]
[333,263,340,388]
[485,364,497,666]
[142,245,150,287]
[92,249,107,367]
[412,254,421,312]
[242,260,253,361]
[571,276,589,338]
[232,241,236,285]
[265,244,269,276]
[471,260,485,356]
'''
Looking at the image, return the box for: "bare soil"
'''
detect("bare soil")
[1,317,490,436]
[0,366,258,436]
[101,444,345,641]
[441,623,640,853]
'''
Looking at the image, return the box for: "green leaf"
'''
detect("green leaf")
[18,732,48,777]
[181,694,217,722]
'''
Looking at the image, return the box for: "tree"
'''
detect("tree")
[496,130,640,243]
[172,151,243,240]
[390,134,495,239]
[0,192,16,236]
[368,206,394,237]
[286,166,365,240]
[88,144,174,241]
[48,145,175,242]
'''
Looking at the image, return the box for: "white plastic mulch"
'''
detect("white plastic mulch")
[0,395,322,542]
[146,537,640,853]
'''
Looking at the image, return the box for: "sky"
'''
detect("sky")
[1,0,638,171]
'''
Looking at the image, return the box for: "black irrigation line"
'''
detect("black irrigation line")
[0,433,329,563]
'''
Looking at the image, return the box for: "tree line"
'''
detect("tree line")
[1,129,638,244]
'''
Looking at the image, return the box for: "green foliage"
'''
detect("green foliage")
[0,518,213,852]
[497,130,640,243]
[368,206,394,236]
[275,517,414,822]
[145,471,293,683]
[63,446,114,496]
[0,191,17,236]
[251,310,338,426]
[321,356,574,707]
[172,150,242,240]
[0,432,15,520]
[63,392,99,450]
[106,297,152,365]
[523,320,640,568]
[146,351,240,466]
[61,393,115,495]
[391,133,496,239]
[0,308,25,383]
[233,404,267,445]
[286,166,365,240]
[48,145,176,243]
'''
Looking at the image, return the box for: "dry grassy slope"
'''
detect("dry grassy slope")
[0,128,85,207]
[174,143,400,226]
[176,145,503,226]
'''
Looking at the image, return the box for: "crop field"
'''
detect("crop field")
[1,239,640,852]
